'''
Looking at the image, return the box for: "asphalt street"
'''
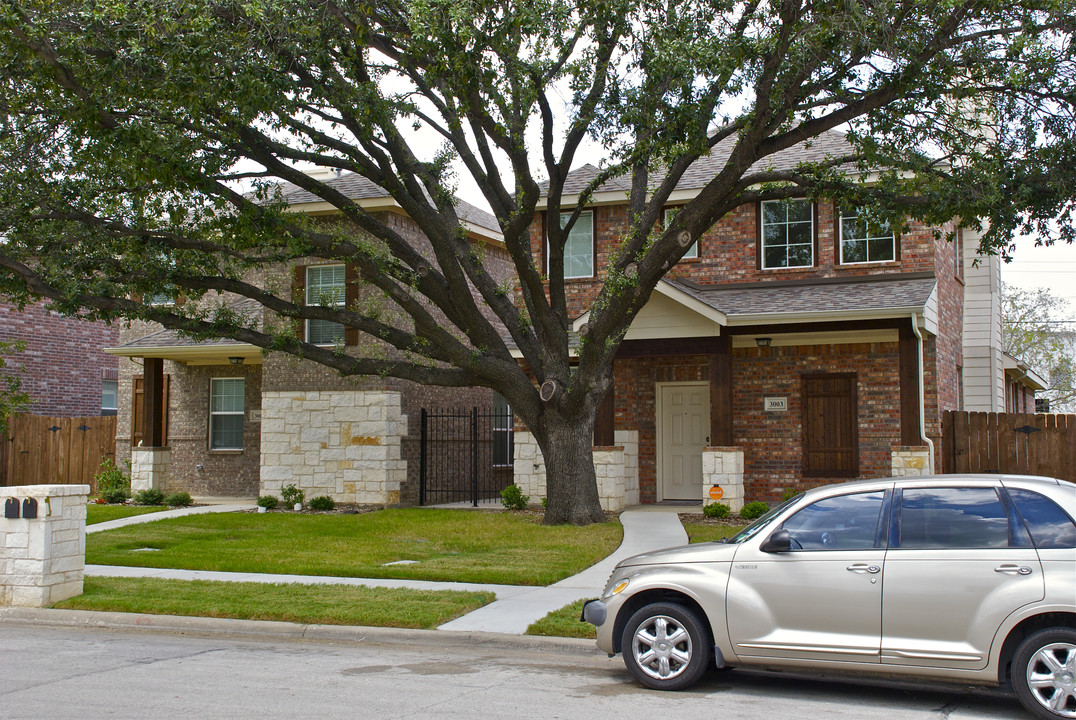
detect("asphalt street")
[0,621,1025,720]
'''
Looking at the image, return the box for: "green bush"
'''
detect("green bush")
[500,484,529,511]
[164,491,193,507]
[94,458,130,504]
[740,501,769,520]
[280,484,304,508]
[133,488,165,506]
[256,495,278,510]
[703,502,730,518]
[309,495,335,511]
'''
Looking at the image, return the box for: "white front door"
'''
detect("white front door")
[658,382,709,501]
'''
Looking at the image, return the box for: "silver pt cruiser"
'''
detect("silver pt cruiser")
[583,474,1076,720]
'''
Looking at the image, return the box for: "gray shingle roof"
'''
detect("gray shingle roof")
[664,272,937,319]
[550,130,856,196]
[272,173,500,233]
[113,296,263,350]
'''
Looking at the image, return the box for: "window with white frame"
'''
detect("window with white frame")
[491,393,514,467]
[101,379,118,416]
[209,378,244,450]
[550,211,594,279]
[306,264,346,344]
[761,199,814,269]
[839,207,895,264]
[663,207,697,259]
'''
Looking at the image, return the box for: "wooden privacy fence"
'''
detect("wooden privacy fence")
[1,415,116,492]
[942,411,1076,483]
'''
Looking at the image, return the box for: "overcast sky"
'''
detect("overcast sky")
[1002,236,1076,316]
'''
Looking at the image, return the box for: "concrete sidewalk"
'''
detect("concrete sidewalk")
[83,502,691,635]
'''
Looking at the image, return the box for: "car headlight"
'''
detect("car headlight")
[601,577,630,599]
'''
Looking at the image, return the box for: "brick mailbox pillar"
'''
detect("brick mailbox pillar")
[0,484,89,607]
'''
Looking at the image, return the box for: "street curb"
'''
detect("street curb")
[0,607,604,657]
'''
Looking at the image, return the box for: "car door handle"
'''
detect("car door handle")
[994,564,1033,576]
[847,563,881,574]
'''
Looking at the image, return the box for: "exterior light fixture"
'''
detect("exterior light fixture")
[755,337,772,348]
[228,356,244,365]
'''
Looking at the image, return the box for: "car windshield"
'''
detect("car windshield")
[723,494,802,544]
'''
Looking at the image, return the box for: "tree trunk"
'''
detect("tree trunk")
[536,415,607,525]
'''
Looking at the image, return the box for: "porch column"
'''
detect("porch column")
[131,357,169,492]
[710,335,732,446]
[898,325,922,445]
[594,382,615,447]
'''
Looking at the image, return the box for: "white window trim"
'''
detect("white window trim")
[663,207,698,259]
[209,377,244,451]
[305,264,346,346]
[548,211,594,279]
[761,199,815,270]
[101,379,118,413]
[838,207,896,265]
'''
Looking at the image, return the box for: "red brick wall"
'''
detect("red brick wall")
[0,300,119,417]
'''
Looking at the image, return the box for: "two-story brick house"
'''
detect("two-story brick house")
[511,131,1028,510]
[106,172,512,503]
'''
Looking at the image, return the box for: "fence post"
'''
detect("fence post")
[419,408,428,506]
[471,407,479,508]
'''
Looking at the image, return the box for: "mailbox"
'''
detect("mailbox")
[4,497,18,519]
[22,498,38,519]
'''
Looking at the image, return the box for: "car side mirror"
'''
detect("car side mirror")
[760,529,792,553]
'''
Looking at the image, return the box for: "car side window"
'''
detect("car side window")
[1007,489,1076,549]
[780,491,885,550]
[898,487,1024,549]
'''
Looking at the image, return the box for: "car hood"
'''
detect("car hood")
[616,541,738,567]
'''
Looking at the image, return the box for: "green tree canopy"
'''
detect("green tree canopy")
[1003,283,1076,413]
[1,1,1074,522]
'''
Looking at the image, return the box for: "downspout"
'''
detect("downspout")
[910,313,936,472]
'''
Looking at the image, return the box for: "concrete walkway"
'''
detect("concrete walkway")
[84,502,691,635]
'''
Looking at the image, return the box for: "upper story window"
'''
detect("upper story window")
[550,211,594,279]
[839,207,895,264]
[663,207,697,259]
[101,379,118,417]
[761,199,814,269]
[306,264,346,345]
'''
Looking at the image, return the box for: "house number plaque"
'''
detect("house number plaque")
[764,396,787,412]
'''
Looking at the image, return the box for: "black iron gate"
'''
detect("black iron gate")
[419,407,514,506]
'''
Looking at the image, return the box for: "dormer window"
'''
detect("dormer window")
[761,199,814,269]
[840,207,896,264]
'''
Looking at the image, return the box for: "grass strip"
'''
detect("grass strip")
[55,576,494,630]
[87,508,622,586]
[683,523,740,544]
[87,505,169,525]
[526,599,596,639]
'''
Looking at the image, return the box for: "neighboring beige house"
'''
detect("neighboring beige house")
[107,173,512,504]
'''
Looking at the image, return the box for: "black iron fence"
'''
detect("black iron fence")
[419,407,514,506]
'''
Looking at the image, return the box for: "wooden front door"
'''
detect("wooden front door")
[658,382,710,501]
[802,373,858,477]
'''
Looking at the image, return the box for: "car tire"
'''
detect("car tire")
[621,602,710,690]
[1012,628,1076,720]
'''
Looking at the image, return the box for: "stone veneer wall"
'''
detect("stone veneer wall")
[702,447,745,512]
[260,389,407,504]
[130,447,171,493]
[512,430,639,511]
[0,484,88,607]
[890,446,933,477]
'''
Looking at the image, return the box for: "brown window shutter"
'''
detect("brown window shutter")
[292,264,307,341]
[801,373,858,478]
[345,263,359,346]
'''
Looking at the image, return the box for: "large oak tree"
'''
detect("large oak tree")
[1,0,1074,523]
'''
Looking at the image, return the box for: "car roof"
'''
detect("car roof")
[802,473,1069,502]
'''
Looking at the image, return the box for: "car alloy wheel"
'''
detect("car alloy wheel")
[1013,629,1076,719]
[621,602,710,690]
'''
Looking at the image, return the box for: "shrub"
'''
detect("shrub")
[133,488,165,506]
[280,484,304,507]
[309,495,335,511]
[256,495,278,510]
[164,491,193,507]
[500,484,529,511]
[740,501,769,520]
[94,458,130,504]
[703,502,730,519]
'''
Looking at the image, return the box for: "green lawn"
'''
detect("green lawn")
[526,599,595,639]
[87,504,169,525]
[87,509,622,586]
[56,576,493,629]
